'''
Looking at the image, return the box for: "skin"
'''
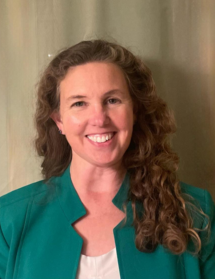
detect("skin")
[52,62,135,256]
[52,62,135,196]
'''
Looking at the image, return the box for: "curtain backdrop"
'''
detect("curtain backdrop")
[0,0,214,198]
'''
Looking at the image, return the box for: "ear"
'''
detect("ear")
[50,111,64,134]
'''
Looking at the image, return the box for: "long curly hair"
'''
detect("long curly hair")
[35,39,208,255]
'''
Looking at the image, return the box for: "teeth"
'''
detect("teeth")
[87,133,114,143]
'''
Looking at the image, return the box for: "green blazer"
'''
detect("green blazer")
[0,166,215,279]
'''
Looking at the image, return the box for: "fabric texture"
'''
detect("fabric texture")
[76,247,120,279]
[0,165,214,279]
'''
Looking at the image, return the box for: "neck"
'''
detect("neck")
[70,158,126,196]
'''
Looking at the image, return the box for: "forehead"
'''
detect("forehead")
[59,62,129,96]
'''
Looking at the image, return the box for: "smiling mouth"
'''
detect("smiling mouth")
[86,132,115,143]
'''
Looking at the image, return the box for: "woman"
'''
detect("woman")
[0,40,214,279]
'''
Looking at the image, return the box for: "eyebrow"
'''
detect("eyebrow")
[66,89,123,102]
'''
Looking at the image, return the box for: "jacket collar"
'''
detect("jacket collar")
[55,164,130,225]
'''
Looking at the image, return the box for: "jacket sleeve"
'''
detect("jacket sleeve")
[0,223,9,279]
[200,190,215,279]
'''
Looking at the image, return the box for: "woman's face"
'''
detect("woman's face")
[53,62,134,168]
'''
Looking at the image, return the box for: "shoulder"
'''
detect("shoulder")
[0,177,59,219]
[180,181,215,218]
[0,177,61,242]
[0,180,47,208]
[0,180,44,205]
[180,181,215,262]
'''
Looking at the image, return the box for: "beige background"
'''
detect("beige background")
[0,0,214,199]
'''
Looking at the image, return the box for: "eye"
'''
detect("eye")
[107,98,120,104]
[71,101,85,107]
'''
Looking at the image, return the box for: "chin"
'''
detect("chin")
[90,158,122,168]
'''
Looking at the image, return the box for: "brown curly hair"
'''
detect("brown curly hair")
[35,39,208,255]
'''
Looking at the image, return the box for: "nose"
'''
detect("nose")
[88,104,110,127]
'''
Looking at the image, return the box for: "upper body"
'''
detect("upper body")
[0,165,215,279]
[1,39,215,278]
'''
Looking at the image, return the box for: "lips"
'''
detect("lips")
[86,132,115,143]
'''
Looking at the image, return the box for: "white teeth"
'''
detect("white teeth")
[87,133,114,143]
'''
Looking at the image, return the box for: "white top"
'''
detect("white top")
[76,247,121,279]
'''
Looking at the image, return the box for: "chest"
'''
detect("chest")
[72,202,126,256]
[8,197,201,279]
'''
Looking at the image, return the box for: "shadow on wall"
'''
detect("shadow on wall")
[139,0,215,199]
[144,58,215,199]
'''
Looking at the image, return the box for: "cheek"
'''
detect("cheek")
[63,114,86,136]
[112,110,134,144]
[120,109,134,131]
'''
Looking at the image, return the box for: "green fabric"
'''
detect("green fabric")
[0,165,214,279]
